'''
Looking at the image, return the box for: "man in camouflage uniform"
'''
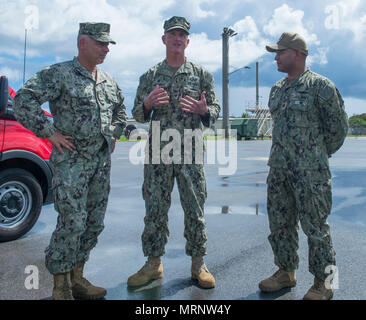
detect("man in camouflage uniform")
[258,32,348,300]
[128,16,220,289]
[13,22,127,300]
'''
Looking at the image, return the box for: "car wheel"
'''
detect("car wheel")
[0,168,43,242]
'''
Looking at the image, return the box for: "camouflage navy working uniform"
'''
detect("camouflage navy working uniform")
[132,18,220,258]
[267,68,348,280]
[13,23,127,275]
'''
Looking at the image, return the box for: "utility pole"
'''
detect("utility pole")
[222,27,237,139]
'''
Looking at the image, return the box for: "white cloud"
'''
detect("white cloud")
[307,47,329,66]
[1,0,364,114]
[0,66,22,82]
[229,17,267,70]
[0,0,269,79]
[0,1,327,82]
[332,0,366,42]
[176,0,217,19]
[186,33,221,72]
[263,4,319,45]
[187,16,267,73]
[232,16,260,39]
[0,0,173,88]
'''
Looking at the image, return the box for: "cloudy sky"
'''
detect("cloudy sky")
[1,0,365,117]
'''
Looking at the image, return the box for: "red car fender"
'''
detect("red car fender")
[3,85,53,159]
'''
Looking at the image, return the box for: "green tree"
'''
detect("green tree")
[349,113,366,127]
[241,111,251,118]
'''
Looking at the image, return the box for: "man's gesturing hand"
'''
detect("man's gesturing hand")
[143,85,170,112]
[48,131,76,154]
[179,91,208,116]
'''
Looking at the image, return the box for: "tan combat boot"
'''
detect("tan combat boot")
[259,269,296,292]
[303,277,334,300]
[52,272,74,300]
[191,256,215,289]
[71,261,107,300]
[127,257,163,287]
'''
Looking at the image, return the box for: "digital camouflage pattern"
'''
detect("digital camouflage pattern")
[163,16,191,34]
[133,59,220,257]
[133,59,220,163]
[267,167,335,280]
[133,59,220,130]
[14,57,127,163]
[45,148,111,274]
[142,163,207,257]
[79,22,116,44]
[268,69,348,170]
[13,57,127,274]
[267,69,348,280]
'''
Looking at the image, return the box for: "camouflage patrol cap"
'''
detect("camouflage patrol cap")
[163,16,190,34]
[266,32,308,56]
[79,22,116,44]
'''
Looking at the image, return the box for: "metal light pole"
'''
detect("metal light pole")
[222,27,237,139]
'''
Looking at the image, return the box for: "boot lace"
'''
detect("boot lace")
[272,269,283,278]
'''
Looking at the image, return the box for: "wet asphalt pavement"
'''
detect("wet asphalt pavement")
[1,137,366,300]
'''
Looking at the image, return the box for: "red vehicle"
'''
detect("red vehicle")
[0,76,54,241]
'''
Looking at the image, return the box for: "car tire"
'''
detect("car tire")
[0,168,43,242]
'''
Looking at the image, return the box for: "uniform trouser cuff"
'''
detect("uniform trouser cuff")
[45,259,74,275]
